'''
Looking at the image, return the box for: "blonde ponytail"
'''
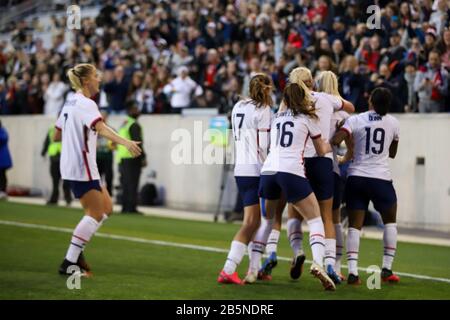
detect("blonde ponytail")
[316,71,341,97]
[67,63,96,91]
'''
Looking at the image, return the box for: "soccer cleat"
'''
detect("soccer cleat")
[257,272,272,281]
[337,272,346,282]
[77,252,91,273]
[243,271,258,284]
[258,252,277,279]
[381,268,400,283]
[347,273,362,285]
[326,265,342,285]
[59,253,93,277]
[290,253,306,280]
[310,263,336,291]
[217,270,243,285]
[58,258,92,277]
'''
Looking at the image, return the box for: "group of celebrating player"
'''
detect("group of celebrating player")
[218,67,401,291]
[53,61,400,291]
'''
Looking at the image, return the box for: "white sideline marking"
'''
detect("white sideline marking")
[1,219,450,285]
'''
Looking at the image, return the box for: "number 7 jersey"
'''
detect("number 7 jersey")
[342,110,400,181]
[231,99,272,177]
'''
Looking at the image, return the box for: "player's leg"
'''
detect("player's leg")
[259,195,286,279]
[291,192,335,291]
[345,176,370,285]
[286,203,306,279]
[219,177,261,284]
[332,172,345,280]
[278,172,335,290]
[243,174,280,283]
[306,157,340,283]
[373,179,400,283]
[59,181,108,276]
[346,209,365,285]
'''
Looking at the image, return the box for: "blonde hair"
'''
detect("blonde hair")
[283,83,317,119]
[316,71,341,97]
[67,63,96,91]
[288,67,314,107]
[249,73,273,108]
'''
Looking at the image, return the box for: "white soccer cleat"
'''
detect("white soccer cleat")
[243,271,258,284]
[310,262,336,291]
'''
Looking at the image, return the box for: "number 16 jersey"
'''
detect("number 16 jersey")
[261,111,322,178]
[341,110,400,181]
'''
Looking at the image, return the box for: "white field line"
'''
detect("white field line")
[1,219,450,285]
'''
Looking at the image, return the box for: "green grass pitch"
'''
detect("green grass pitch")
[0,201,449,300]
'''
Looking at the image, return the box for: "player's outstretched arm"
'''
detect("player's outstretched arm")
[95,121,142,157]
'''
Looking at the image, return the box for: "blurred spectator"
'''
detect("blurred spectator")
[0,120,12,199]
[0,0,449,114]
[41,124,72,205]
[404,62,419,112]
[117,102,146,214]
[43,73,68,116]
[163,66,203,113]
[103,65,130,114]
[414,50,449,112]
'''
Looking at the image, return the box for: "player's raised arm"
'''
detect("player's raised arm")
[95,120,142,158]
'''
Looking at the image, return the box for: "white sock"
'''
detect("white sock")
[383,223,397,270]
[97,214,108,229]
[223,240,247,275]
[287,218,303,256]
[66,215,99,263]
[324,238,336,268]
[307,217,325,268]
[249,217,274,273]
[347,228,361,276]
[265,229,280,254]
[334,223,344,273]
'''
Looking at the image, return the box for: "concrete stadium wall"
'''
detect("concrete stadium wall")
[1,114,449,232]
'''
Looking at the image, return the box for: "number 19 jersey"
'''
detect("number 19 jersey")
[262,111,322,178]
[342,111,399,181]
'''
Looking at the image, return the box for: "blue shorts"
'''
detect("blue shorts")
[332,173,343,210]
[345,176,397,212]
[259,172,313,204]
[235,176,260,207]
[65,180,102,199]
[304,157,334,201]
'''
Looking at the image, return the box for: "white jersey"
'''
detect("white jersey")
[55,92,103,181]
[232,99,272,177]
[261,110,322,178]
[330,110,350,175]
[342,111,400,181]
[304,92,343,159]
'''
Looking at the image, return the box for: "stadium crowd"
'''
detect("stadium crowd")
[0,0,449,116]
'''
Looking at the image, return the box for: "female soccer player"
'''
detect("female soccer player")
[57,63,142,275]
[217,74,272,285]
[317,71,352,280]
[332,87,400,285]
[249,82,336,291]
[288,67,354,284]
